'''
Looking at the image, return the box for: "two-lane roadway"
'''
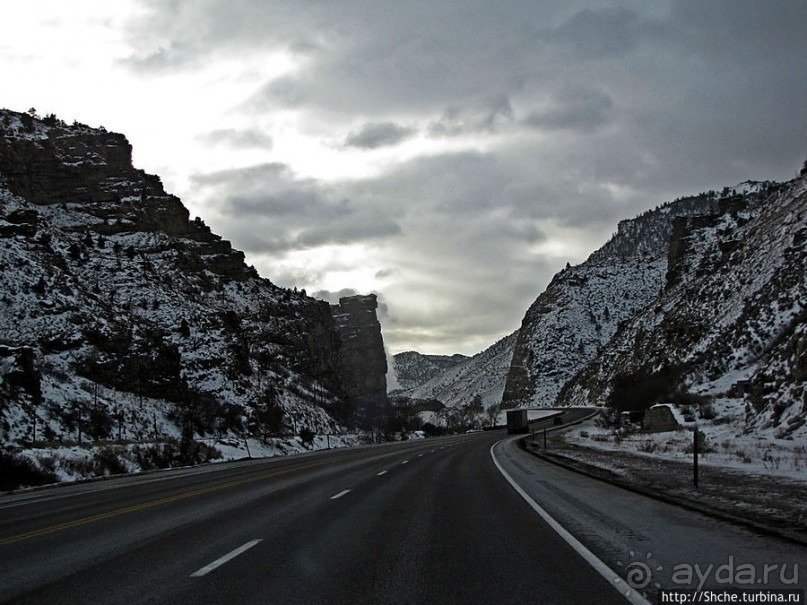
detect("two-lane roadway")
[2,419,804,604]
[1,431,625,604]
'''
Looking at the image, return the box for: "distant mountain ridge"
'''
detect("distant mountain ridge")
[391,351,469,391]
[391,332,517,409]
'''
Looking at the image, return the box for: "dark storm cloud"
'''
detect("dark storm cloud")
[636,0,807,186]
[429,95,515,137]
[548,6,659,59]
[127,1,567,115]
[126,0,806,190]
[260,76,307,108]
[123,0,325,69]
[342,122,416,149]
[191,163,401,253]
[126,0,807,160]
[374,268,398,279]
[335,150,562,348]
[198,128,273,150]
[195,163,348,221]
[524,87,614,133]
[126,0,807,353]
[667,0,807,64]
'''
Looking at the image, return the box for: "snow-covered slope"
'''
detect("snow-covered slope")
[560,176,806,439]
[500,186,772,408]
[390,351,469,392]
[0,109,369,467]
[394,332,517,409]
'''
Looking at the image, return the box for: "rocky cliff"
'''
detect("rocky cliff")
[559,176,806,438]
[501,188,747,408]
[501,169,805,439]
[0,109,387,469]
[331,294,388,428]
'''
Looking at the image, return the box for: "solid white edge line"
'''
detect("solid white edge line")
[490,439,650,605]
[190,539,263,578]
[330,489,351,500]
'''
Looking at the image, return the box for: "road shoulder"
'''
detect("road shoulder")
[520,432,807,546]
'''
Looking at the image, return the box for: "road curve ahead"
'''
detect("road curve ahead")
[0,432,627,604]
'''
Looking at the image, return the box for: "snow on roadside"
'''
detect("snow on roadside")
[8,433,374,489]
[564,410,807,483]
[210,433,370,461]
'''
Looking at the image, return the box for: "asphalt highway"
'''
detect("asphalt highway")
[0,427,626,604]
[1,415,803,604]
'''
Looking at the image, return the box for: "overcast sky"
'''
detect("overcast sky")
[2,1,805,356]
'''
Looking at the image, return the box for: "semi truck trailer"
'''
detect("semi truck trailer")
[506,409,529,434]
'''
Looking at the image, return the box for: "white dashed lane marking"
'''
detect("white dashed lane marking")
[186,442,470,579]
[190,539,263,577]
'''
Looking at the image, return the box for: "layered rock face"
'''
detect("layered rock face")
[559,177,806,438]
[502,190,723,408]
[501,170,805,439]
[0,112,251,280]
[331,295,388,428]
[0,109,381,449]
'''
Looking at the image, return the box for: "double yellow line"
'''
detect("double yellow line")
[0,458,331,546]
